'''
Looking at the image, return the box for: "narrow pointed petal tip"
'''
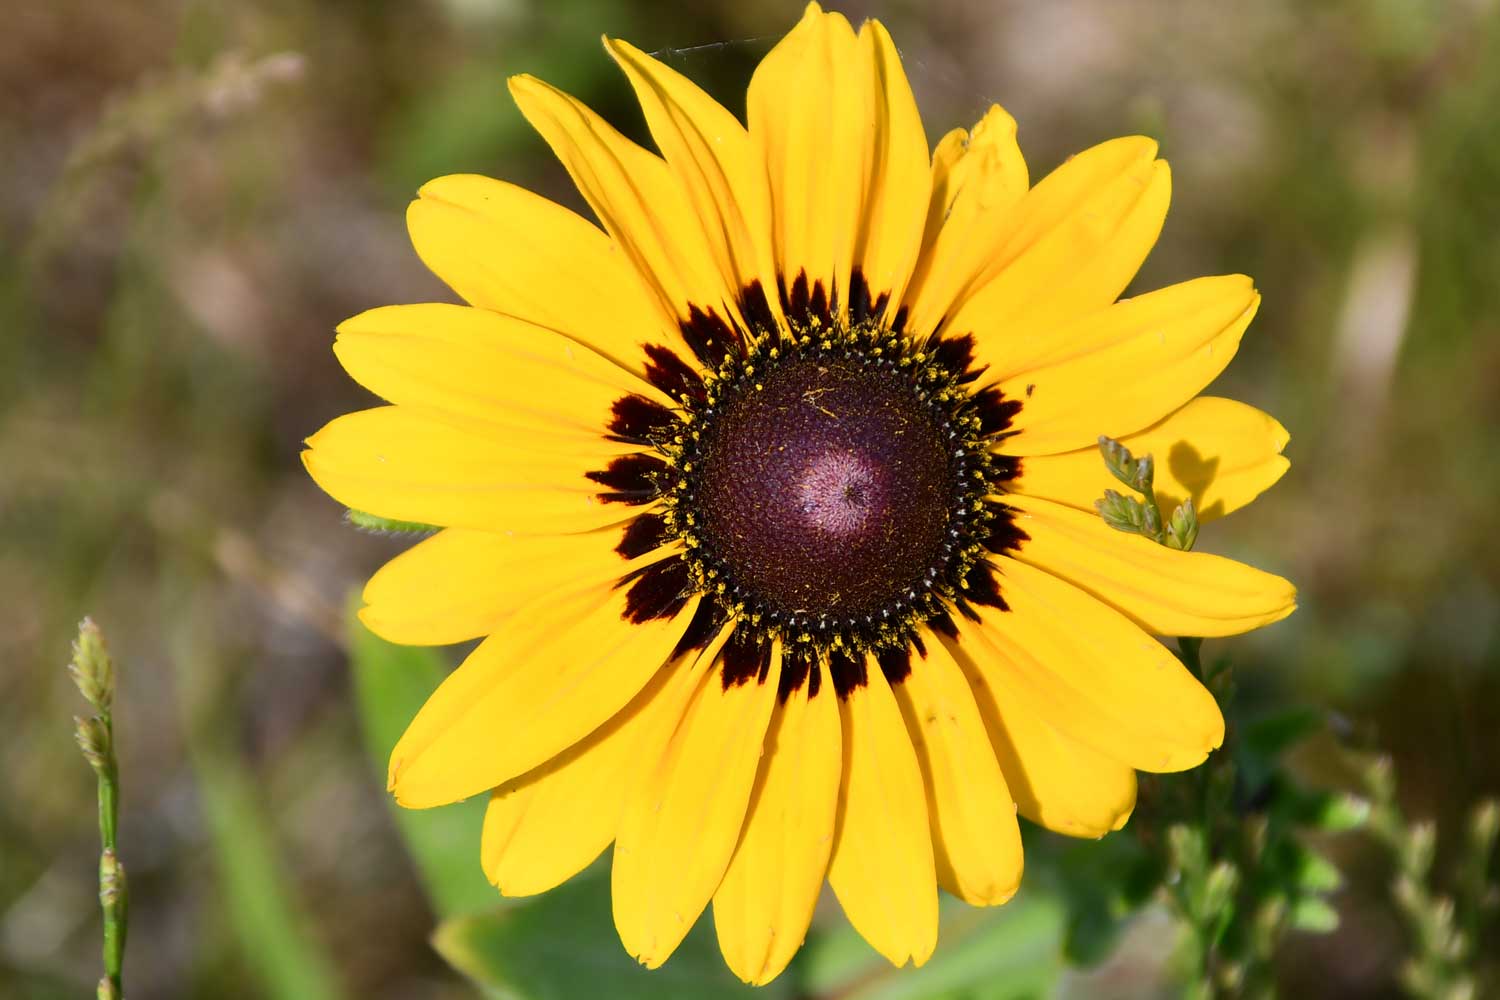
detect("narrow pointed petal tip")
[387,752,408,800]
[388,745,463,810]
[506,72,538,97]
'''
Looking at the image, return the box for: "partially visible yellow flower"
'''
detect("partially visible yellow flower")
[304,2,1294,984]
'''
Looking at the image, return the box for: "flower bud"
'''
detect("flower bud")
[1468,799,1499,858]
[1097,436,1139,488]
[1167,498,1200,551]
[1097,489,1146,534]
[99,849,128,915]
[68,618,114,712]
[75,716,111,776]
[1132,453,1156,493]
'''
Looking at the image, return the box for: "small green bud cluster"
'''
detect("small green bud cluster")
[1364,755,1499,1000]
[1095,436,1198,551]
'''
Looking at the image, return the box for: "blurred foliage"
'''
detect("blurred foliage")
[431,869,778,1000]
[349,613,494,919]
[2,0,1499,997]
[1140,660,1364,1000]
[1362,757,1499,1000]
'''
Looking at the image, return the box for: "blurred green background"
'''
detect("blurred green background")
[3,0,1498,996]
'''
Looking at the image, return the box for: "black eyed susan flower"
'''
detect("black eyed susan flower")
[304,2,1296,984]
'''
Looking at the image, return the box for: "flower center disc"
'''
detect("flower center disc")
[695,355,954,623]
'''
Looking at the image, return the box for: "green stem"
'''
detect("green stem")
[1140,488,1166,543]
[1169,634,1234,995]
[96,710,125,997]
[1178,636,1204,678]
[69,618,126,998]
[98,736,118,845]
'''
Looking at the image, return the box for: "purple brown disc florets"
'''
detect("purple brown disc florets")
[595,291,1031,697]
[694,352,952,622]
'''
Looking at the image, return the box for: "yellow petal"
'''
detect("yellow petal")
[713,672,842,986]
[947,137,1169,372]
[970,135,1159,289]
[602,38,782,333]
[891,636,1023,906]
[302,406,652,534]
[957,558,1224,773]
[850,17,931,322]
[985,272,1255,383]
[404,174,671,379]
[827,658,939,968]
[748,2,864,317]
[960,134,1158,295]
[943,631,1137,837]
[1005,494,1297,637]
[993,276,1261,455]
[387,578,700,808]
[334,303,670,441]
[613,638,782,968]
[359,526,662,647]
[508,73,738,342]
[904,106,1029,338]
[1012,396,1290,522]
[481,653,690,897]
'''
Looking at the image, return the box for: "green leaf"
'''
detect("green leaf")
[345,508,439,535]
[193,746,344,1000]
[1302,791,1372,833]
[1292,848,1344,893]
[1242,706,1325,761]
[1063,904,1126,969]
[1055,836,1157,966]
[1288,896,1340,934]
[796,891,1065,1000]
[170,578,344,1000]
[433,865,782,1000]
[348,608,494,918]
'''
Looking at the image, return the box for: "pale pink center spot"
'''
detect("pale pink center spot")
[792,449,884,537]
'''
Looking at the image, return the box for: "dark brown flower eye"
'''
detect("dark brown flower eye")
[695,353,953,622]
[638,311,1026,682]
